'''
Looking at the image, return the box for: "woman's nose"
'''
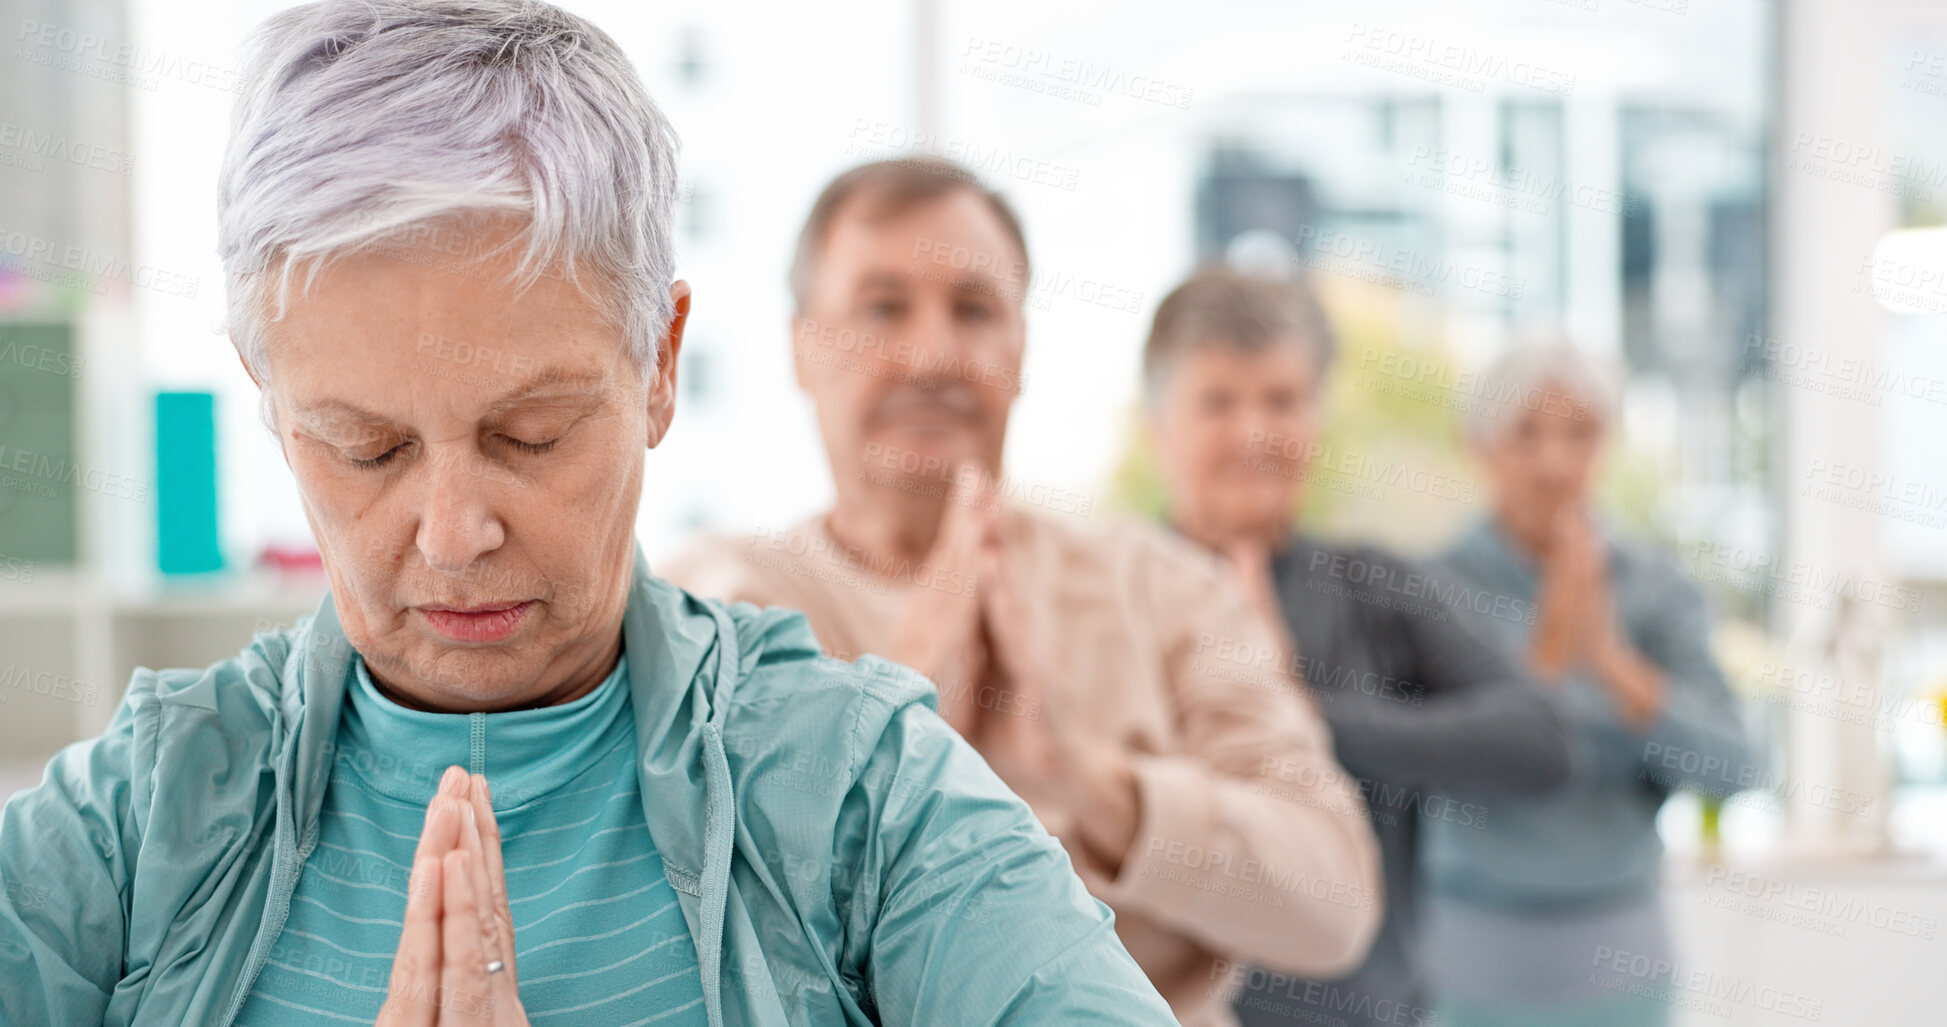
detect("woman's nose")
[413,449,508,574]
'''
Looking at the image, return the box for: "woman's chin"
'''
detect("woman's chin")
[369,643,533,704]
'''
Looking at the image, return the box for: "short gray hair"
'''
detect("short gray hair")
[218,0,680,385]
[1463,342,1623,446]
[1141,264,1336,407]
[788,157,1030,315]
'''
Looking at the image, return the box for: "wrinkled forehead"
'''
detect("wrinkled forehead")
[821,191,1030,296]
[263,241,639,423]
[286,364,615,429]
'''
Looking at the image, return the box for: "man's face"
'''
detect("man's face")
[1477,388,1605,543]
[1150,340,1319,543]
[260,223,687,710]
[793,190,1026,493]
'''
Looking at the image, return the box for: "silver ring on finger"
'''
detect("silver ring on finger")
[485,960,505,975]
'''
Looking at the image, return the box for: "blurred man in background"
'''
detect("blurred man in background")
[1141,265,1574,1027]
[660,158,1384,1027]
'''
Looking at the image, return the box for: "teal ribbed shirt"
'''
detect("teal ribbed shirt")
[235,650,709,1026]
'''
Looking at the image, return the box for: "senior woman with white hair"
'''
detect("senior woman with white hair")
[1417,344,1760,1027]
[0,3,1179,1026]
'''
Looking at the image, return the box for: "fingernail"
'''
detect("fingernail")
[441,765,466,795]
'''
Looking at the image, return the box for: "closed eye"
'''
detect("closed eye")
[502,436,559,455]
[350,444,406,470]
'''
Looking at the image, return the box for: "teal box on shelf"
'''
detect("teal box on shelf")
[155,391,224,574]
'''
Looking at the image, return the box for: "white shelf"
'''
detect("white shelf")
[0,570,328,763]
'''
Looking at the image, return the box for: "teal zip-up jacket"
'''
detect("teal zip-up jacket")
[0,545,1178,1026]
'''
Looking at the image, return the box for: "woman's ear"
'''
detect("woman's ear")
[645,280,692,449]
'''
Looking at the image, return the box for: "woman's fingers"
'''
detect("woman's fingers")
[378,765,470,1024]
[459,801,498,961]
[467,775,518,980]
[438,848,496,1023]
[459,780,518,1003]
[414,766,468,868]
[377,853,442,1027]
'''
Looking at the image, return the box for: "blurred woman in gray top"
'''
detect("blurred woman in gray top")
[1420,344,1761,1027]
[1141,266,1574,1027]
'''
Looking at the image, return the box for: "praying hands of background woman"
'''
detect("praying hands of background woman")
[1528,508,1668,730]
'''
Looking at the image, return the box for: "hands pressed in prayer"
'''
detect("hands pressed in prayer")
[880,461,1141,873]
[1529,507,1667,729]
[960,499,1143,878]
[376,766,530,1026]
[1529,506,1610,677]
[884,465,995,736]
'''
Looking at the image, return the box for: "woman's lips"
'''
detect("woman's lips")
[417,601,535,643]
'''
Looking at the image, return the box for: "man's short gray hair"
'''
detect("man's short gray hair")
[218,0,680,385]
[1463,341,1623,446]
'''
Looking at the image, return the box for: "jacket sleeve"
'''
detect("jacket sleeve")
[1624,562,1762,800]
[1088,544,1383,978]
[839,676,1180,1026]
[0,689,143,1027]
[1320,563,1573,795]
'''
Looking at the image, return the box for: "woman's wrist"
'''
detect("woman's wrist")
[1594,632,1667,728]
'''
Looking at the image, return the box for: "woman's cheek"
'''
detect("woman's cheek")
[292,453,375,517]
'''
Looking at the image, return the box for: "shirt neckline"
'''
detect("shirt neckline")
[336,650,631,812]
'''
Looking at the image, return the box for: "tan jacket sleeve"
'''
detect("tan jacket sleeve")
[1090,532,1385,978]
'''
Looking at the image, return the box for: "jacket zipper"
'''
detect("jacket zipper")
[214,745,315,1027]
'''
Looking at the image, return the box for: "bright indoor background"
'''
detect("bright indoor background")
[3,1,1942,1020]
